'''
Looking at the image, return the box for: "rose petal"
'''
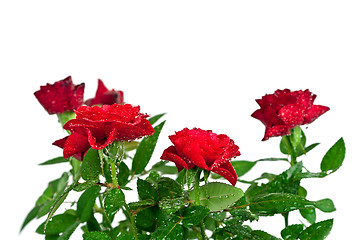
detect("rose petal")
[304,105,330,124]
[263,125,291,141]
[85,79,124,106]
[160,146,193,171]
[211,162,238,186]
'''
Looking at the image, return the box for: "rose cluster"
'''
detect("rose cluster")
[35,77,329,185]
[35,76,153,160]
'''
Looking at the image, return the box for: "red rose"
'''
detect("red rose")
[85,79,124,106]
[251,89,330,141]
[53,103,154,160]
[160,128,240,186]
[34,76,85,114]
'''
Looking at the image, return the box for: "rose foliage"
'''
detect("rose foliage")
[22,77,346,240]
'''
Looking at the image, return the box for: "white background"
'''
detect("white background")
[1,1,359,239]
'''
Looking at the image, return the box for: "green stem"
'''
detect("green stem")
[194,168,207,240]
[110,159,119,188]
[282,136,298,228]
[98,149,105,177]
[283,212,289,227]
[124,202,138,240]
[283,136,297,166]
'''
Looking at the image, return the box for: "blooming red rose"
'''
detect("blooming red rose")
[160,128,240,186]
[34,76,85,114]
[85,79,124,106]
[251,89,330,141]
[53,103,154,160]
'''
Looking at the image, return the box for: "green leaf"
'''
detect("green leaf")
[222,224,252,238]
[77,185,101,222]
[159,196,186,214]
[229,208,258,222]
[298,219,333,240]
[37,212,77,235]
[74,179,98,192]
[87,213,101,232]
[321,137,346,173]
[188,182,244,212]
[57,219,81,240]
[137,178,158,201]
[44,182,78,230]
[124,141,139,152]
[146,171,161,186]
[20,205,41,232]
[135,207,158,232]
[117,162,130,186]
[281,224,304,240]
[117,234,135,240]
[290,126,302,148]
[128,199,156,212]
[132,121,165,174]
[246,162,303,201]
[301,143,320,156]
[157,177,182,200]
[148,113,166,125]
[249,193,317,216]
[81,148,101,181]
[299,208,316,224]
[153,165,178,175]
[182,205,210,227]
[252,230,281,240]
[294,172,327,181]
[232,161,256,178]
[83,231,112,240]
[150,221,183,240]
[315,198,336,213]
[104,188,125,217]
[39,156,68,165]
[70,157,82,181]
[186,168,198,189]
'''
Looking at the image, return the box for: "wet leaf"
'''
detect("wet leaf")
[77,185,101,222]
[57,219,81,240]
[159,196,186,214]
[252,230,281,240]
[44,182,77,230]
[157,177,182,200]
[117,162,130,186]
[81,148,101,181]
[182,205,210,227]
[137,178,158,201]
[249,193,317,216]
[246,162,303,201]
[150,221,182,240]
[229,208,258,222]
[281,224,304,240]
[135,207,157,232]
[321,137,346,173]
[299,208,316,224]
[132,121,165,174]
[36,212,77,235]
[73,179,98,192]
[83,231,112,240]
[104,188,125,217]
[298,219,333,240]
[188,182,244,212]
[117,233,135,240]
